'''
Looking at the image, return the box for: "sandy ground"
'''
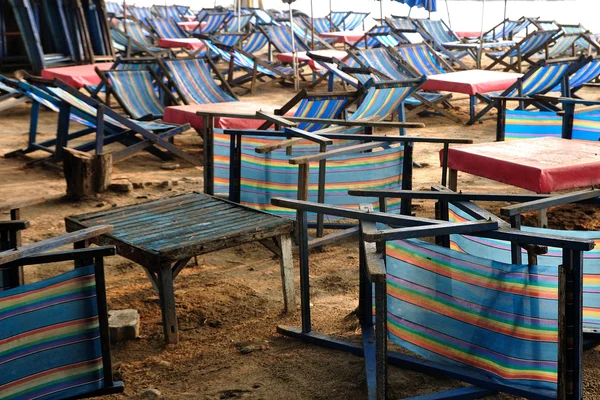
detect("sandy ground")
[2,59,600,399]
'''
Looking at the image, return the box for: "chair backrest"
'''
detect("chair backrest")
[242,31,269,53]
[508,59,576,97]
[417,18,458,44]
[386,17,418,32]
[546,34,579,58]
[385,237,559,392]
[356,48,411,81]
[395,43,449,76]
[264,25,310,53]
[225,14,252,32]
[149,18,187,39]
[507,30,558,57]
[105,1,122,14]
[128,6,153,26]
[154,5,184,21]
[363,26,401,48]
[162,58,236,105]
[448,203,600,331]
[0,264,120,399]
[566,58,600,92]
[483,19,520,41]
[312,17,334,34]
[213,135,404,218]
[292,94,351,131]
[340,12,369,31]
[329,11,350,29]
[504,110,563,140]
[198,12,228,34]
[120,21,152,46]
[250,8,277,26]
[105,69,165,120]
[532,19,559,31]
[349,79,422,121]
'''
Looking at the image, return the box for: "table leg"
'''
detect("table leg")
[470,96,477,121]
[158,264,179,344]
[538,209,548,228]
[448,169,458,191]
[279,233,296,313]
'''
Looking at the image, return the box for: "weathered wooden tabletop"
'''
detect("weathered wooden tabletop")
[65,192,295,269]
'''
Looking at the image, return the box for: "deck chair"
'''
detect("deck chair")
[95,68,176,120]
[485,29,560,72]
[350,47,460,123]
[337,11,369,31]
[482,17,532,41]
[0,78,29,113]
[280,17,336,50]
[385,17,426,44]
[241,31,269,54]
[469,57,590,124]
[275,194,593,399]
[203,40,297,94]
[348,26,403,50]
[149,17,189,39]
[393,42,454,76]
[415,18,470,67]
[311,12,349,34]
[224,13,253,33]
[529,18,560,32]
[152,4,186,22]
[194,11,229,35]
[159,57,238,105]
[128,6,153,26]
[547,56,600,96]
[558,23,600,53]
[259,24,311,55]
[5,76,198,167]
[0,225,123,399]
[105,1,122,16]
[110,22,169,58]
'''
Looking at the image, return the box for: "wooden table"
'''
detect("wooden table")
[442,137,600,194]
[41,63,113,89]
[421,69,522,120]
[66,192,295,344]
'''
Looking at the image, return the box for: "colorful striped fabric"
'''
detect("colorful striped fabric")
[105,1,122,14]
[448,204,600,330]
[356,48,412,81]
[350,81,418,121]
[264,25,310,53]
[203,40,282,78]
[214,34,243,47]
[544,34,579,59]
[395,43,448,76]
[149,18,187,39]
[250,8,277,26]
[153,5,184,21]
[340,12,368,31]
[241,32,269,54]
[313,18,334,34]
[491,61,573,100]
[118,21,153,48]
[561,58,600,92]
[213,133,403,218]
[293,95,350,131]
[0,265,105,400]
[110,26,164,56]
[225,14,252,33]
[483,20,521,41]
[197,13,228,34]
[162,58,237,105]
[418,19,458,43]
[329,12,350,30]
[504,110,562,140]
[128,7,153,26]
[386,238,559,392]
[535,21,559,31]
[386,17,418,32]
[572,113,600,141]
[490,30,557,58]
[105,70,164,120]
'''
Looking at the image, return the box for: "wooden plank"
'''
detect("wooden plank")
[158,264,179,344]
[279,233,296,313]
[0,225,113,265]
[307,227,359,250]
[290,141,387,165]
[0,195,60,212]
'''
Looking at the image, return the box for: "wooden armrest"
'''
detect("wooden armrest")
[283,127,333,146]
[360,220,386,283]
[255,111,297,127]
[500,189,600,217]
[0,225,113,266]
[0,246,116,269]
[362,220,498,242]
[0,220,30,231]
[290,141,387,165]
[256,138,303,154]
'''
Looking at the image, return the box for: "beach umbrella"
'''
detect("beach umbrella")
[393,0,437,12]
[282,0,299,90]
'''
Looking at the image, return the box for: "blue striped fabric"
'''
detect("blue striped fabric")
[213,134,403,218]
[341,12,368,31]
[395,43,448,76]
[536,21,559,31]
[197,13,228,34]
[0,266,105,400]
[264,25,310,53]
[386,238,559,394]
[350,82,417,121]
[518,61,571,96]
[545,35,579,58]
[149,18,187,39]
[572,113,600,141]
[117,21,153,47]
[163,58,237,104]
[110,26,163,55]
[504,110,562,140]
[214,34,243,47]
[418,19,457,43]
[330,12,350,29]
[242,32,269,53]
[105,70,164,120]
[564,58,600,92]
[128,7,153,26]
[154,5,184,21]
[357,48,412,80]
[203,41,280,78]
[313,18,334,34]
[250,8,278,26]
[386,17,417,31]
[294,95,350,131]
[225,14,252,32]
[483,20,520,41]
[448,204,600,331]
[366,26,400,48]
[490,30,557,58]
[105,1,122,14]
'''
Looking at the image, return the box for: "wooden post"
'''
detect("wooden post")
[94,153,112,193]
[64,148,95,200]
[279,233,296,313]
[159,264,179,344]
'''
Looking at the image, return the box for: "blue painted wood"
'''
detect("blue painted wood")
[403,387,495,400]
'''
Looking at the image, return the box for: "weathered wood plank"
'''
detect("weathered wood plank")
[279,233,296,313]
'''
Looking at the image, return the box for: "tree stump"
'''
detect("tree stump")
[64,148,112,200]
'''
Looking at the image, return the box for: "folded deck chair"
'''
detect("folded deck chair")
[470,57,590,124]
[415,18,470,67]
[110,22,168,58]
[0,227,124,400]
[194,11,229,35]
[485,29,559,72]
[96,68,176,120]
[159,57,238,105]
[203,40,297,94]
[241,31,269,54]
[128,6,153,26]
[482,17,531,41]
[6,77,198,167]
[350,47,459,123]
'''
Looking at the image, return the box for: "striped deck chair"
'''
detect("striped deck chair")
[338,11,369,31]
[110,23,167,58]
[558,24,600,52]
[105,1,122,16]
[349,26,402,50]
[152,5,186,22]
[97,69,174,120]
[482,18,531,41]
[149,18,188,39]
[249,8,278,26]
[485,29,559,72]
[529,19,559,32]
[286,17,336,49]
[415,19,470,64]
[203,40,296,94]
[499,110,563,141]
[6,77,197,166]
[160,57,238,105]
[471,57,589,124]
[0,233,123,400]
[241,31,269,54]
[260,25,310,55]
[327,11,350,30]
[394,42,453,76]
[312,17,335,35]
[128,6,153,26]
[561,98,600,141]
[547,57,600,95]
[0,75,29,112]
[195,12,229,35]
[224,13,253,33]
